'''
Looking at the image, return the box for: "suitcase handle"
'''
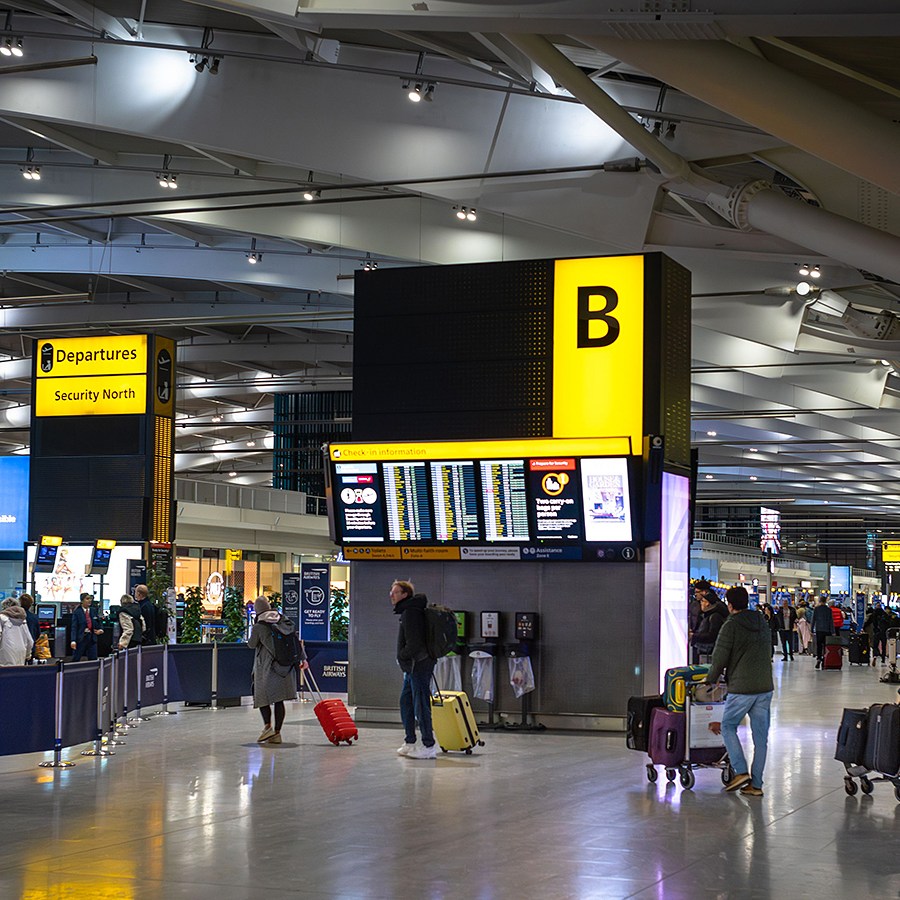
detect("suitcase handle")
[431,674,445,705]
[303,666,325,704]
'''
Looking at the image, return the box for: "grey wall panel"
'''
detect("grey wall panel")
[349,559,658,722]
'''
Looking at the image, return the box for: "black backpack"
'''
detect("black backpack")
[154,605,169,638]
[123,605,143,645]
[424,603,458,659]
[268,618,303,668]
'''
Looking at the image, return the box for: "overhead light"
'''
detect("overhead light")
[211,414,222,423]
[796,281,812,296]
[303,189,321,201]
[798,264,810,277]
[651,121,662,137]
[453,206,477,222]
[705,474,714,479]
[424,83,435,102]
[228,470,237,478]
[664,122,676,140]
[208,56,220,75]
[246,237,261,264]
[749,448,758,453]
[0,40,10,57]
[246,440,256,447]
[466,208,477,222]
[750,476,758,481]
[809,265,821,279]
[408,82,423,102]
[706,430,717,436]
[157,172,177,189]
[455,206,466,220]
[21,165,40,180]
[361,257,378,272]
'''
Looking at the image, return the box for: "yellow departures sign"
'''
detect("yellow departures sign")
[34,335,148,417]
[552,256,644,445]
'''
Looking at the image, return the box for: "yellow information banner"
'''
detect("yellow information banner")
[883,541,900,562]
[552,256,644,444]
[35,335,147,378]
[400,546,461,560]
[330,436,631,462]
[35,374,147,417]
[342,546,401,560]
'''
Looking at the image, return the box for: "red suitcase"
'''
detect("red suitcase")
[306,670,358,746]
[823,642,843,670]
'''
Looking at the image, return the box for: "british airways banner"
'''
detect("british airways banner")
[300,564,330,640]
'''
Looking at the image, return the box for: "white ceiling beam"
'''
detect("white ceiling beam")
[42,0,136,40]
[472,34,557,93]
[384,30,516,81]
[133,217,220,248]
[1,272,75,294]
[252,20,339,63]
[100,275,188,300]
[213,281,280,301]
[185,146,260,177]
[0,117,120,166]
[10,212,106,243]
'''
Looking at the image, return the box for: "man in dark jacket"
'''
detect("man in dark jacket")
[705,586,774,797]
[775,601,798,661]
[691,592,728,661]
[864,604,888,664]
[811,596,835,669]
[135,584,157,645]
[391,579,437,760]
[70,592,104,661]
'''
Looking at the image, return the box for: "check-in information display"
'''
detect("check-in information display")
[34,335,149,417]
[328,440,639,562]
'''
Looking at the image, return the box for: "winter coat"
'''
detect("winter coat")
[692,600,728,651]
[831,605,845,630]
[395,593,429,674]
[775,606,798,631]
[248,611,297,708]
[0,604,35,666]
[811,604,835,634]
[706,609,774,695]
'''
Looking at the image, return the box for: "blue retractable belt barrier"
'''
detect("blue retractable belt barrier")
[215,643,255,699]
[167,644,213,704]
[0,665,56,756]
[140,644,166,709]
[60,660,100,749]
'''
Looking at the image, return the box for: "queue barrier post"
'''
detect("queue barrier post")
[129,645,151,724]
[152,643,177,716]
[107,652,126,745]
[81,657,113,757]
[38,662,75,769]
[210,642,220,711]
[118,648,138,730]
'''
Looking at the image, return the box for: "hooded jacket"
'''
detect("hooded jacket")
[395,593,429,673]
[706,609,774,695]
[0,603,34,666]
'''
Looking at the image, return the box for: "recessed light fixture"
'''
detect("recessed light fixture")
[750,476,758,481]
[705,474,714,479]
[228,470,237,478]
[796,281,812,296]
[706,430,717,436]
[749,448,758,453]
[246,440,256,447]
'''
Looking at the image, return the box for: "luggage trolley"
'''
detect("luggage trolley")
[837,703,900,801]
[646,684,734,790]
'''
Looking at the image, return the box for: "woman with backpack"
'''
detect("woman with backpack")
[248,596,300,744]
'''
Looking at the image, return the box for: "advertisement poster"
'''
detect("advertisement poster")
[579,458,632,543]
[527,458,581,541]
[335,462,386,541]
[281,573,301,630]
[300,564,330,640]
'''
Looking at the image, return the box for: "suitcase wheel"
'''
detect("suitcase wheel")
[665,768,676,782]
[679,768,695,790]
[478,740,485,747]
[844,776,857,796]
[440,746,447,753]
[860,776,874,795]
[464,748,472,755]
[646,764,658,783]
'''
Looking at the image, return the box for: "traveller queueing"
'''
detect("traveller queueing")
[391,579,438,760]
[0,597,34,666]
[117,593,146,650]
[705,585,774,797]
[811,596,835,669]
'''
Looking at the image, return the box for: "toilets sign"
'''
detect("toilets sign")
[300,563,331,640]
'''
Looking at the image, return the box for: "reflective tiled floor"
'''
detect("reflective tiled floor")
[2,656,900,899]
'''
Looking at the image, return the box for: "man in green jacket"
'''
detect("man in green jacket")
[706,585,774,797]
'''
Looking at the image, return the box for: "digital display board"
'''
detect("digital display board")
[326,440,639,562]
[0,457,29,551]
[760,507,781,555]
[830,565,851,595]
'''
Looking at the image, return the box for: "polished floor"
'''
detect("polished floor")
[2,654,900,899]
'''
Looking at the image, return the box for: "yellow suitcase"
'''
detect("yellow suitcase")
[430,690,484,754]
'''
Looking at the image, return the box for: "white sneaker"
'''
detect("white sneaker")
[397,741,419,756]
[407,743,438,760]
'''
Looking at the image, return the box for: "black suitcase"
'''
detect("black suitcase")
[848,633,870,666]
[834,707,869,766]
[626,695,665,752]
[863,704,900,775]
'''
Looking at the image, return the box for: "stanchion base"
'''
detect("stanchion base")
[81,748,114,757]
[297,697,313,703]
[38,760,75,768]
[128,716,152,724]
[151,709,178,716]
[105,736,126,745]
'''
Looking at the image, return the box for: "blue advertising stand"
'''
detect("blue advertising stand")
[300,564,330,641]
[281,573,301,631]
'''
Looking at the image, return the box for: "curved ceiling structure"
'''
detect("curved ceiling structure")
[2,1,900,556]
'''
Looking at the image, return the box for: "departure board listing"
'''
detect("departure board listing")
[335,463,386,541]
[528,458,581,541]
[326,443,641,561]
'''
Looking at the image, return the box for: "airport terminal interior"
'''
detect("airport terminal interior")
[3,2,900,898]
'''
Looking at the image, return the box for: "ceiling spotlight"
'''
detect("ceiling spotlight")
[810,265,821,279]
[796,281,812,296]
[246,440,256,447]
[705,474,714,479]
[749,448,758,453]
[361,257,378,272]
[11,37,22,58]
[454,206,466,220]
[303,189,321,201]
[194,55,208,73]
[0,40,10,57]
[408,82,423,102]
[208,56,220,75]
[750,476,758,481]
[664,122,676,140]
[228,470,237,478]
[424,83,435,102]
[247,252,259,264]
[211,414,223,423]
[798,264,810,276]
[466,208,477,222]
[706,430,717,436]
[652,121,662,137]
[29,166,40,181]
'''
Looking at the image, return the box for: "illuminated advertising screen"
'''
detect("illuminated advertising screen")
[0,457,29,551]
[326,440,639,562]
[830,565,851,595]
[659,472,690,687]
[760,507,781,555]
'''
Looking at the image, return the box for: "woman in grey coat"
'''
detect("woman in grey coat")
[248,596,299,743]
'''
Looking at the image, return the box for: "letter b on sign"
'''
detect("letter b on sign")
[577,286,620,348]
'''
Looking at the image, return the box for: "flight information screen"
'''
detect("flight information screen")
[326,440,640,562]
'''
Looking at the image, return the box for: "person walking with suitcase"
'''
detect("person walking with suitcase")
[391,580,438,760]
[248,596,298,744]
[811,596,835,669]
[705,586,774,797]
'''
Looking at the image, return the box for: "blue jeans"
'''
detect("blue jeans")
[721,691,773,789]
[400,659,436,747]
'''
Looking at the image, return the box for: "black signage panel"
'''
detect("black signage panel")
[527,458,581,541]
[335,463,386,542]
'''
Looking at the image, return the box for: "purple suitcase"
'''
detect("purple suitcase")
[649,707,685,768]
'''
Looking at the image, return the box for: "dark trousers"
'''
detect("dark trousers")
[815,631,830,662]
[873,633,887,661]
[72,634,98,662]
[400,658,436,747]
[779,630,794,659]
